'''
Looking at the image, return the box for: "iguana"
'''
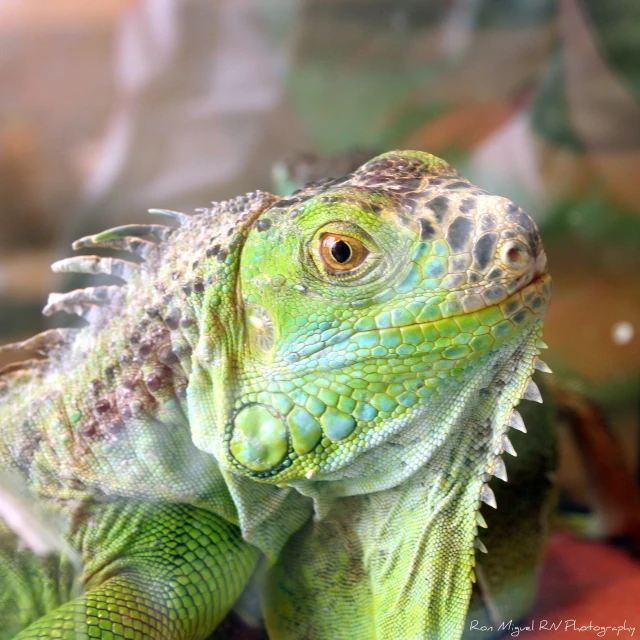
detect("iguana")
[0,150,554,640]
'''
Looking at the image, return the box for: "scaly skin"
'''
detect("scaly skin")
[0,151,553,639]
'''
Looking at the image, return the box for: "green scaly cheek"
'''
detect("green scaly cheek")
[227,305,541,478]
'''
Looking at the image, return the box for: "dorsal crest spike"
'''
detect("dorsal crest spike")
[51,256,139,281]
[72,235,158,260]
[480,484,497,508]
[0,329,79,356]
[522,379,543,403]
[72,224,174,259]
[474,538,488,553]
[476,512,488,528]
[533,357,552,374]
[72,224,173,248]
[501,435,517,457]
[0,358,47,379]
[43,285,122,318]
[509,409,527,433]
[148,208,193,225]
[491,456,508,482]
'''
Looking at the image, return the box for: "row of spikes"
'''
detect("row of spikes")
[470,345,552,578]
[0,192,275,385]
[41,194,272,322]
[0,211,189,384]
[0,191,277,386]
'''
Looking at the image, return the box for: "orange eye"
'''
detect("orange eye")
[319,233,369,273]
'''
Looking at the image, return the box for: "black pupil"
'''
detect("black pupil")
[331,240,352,264]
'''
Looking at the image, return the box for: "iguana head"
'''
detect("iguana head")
[190,150,551,494]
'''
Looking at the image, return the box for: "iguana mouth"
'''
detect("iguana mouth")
[348,272,552,344]
[442,271,552,324]
[421,270,552,324]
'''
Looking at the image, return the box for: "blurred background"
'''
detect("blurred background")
[0,0,639,634]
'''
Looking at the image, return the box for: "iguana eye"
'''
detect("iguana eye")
[319,233,369,273]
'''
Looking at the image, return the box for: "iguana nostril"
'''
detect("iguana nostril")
[506,246,524,263]
[501,241,532,272]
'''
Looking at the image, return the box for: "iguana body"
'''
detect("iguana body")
[0,151,553,639]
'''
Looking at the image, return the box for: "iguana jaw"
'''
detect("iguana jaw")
[297,271,551,491]
[292,309,548,497]
[262,287,551,640]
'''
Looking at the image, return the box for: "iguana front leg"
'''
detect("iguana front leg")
[4,501,258,640]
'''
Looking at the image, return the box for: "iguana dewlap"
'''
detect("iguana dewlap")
[0,151,553,639]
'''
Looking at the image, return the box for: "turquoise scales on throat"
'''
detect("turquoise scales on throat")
[0,150,554,639]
